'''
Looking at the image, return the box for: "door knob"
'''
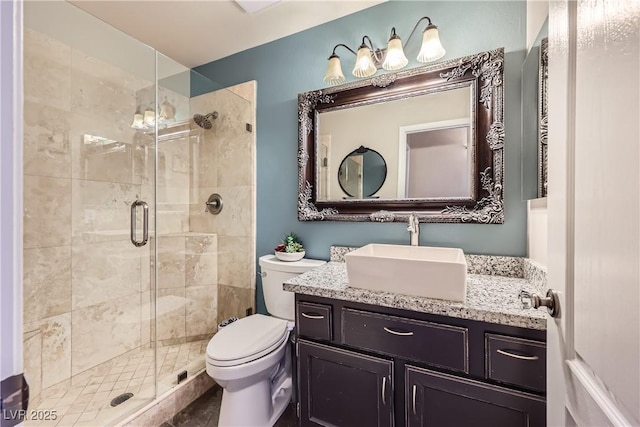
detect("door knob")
[519,289,560,318]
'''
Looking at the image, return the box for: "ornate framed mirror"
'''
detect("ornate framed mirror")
[298,47,505,223]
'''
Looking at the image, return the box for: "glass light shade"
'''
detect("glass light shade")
[143,109,155,126]
[130,113,144,129]
[323,55,346,85]
[417,25,446,63]
[352,46,377,78]
[159,98,176,121]
[382,37,408,71]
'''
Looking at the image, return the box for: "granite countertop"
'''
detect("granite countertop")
[283,261,547,330]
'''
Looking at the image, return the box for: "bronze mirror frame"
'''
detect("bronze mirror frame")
[297,47,505,223]
[538,38,549,197]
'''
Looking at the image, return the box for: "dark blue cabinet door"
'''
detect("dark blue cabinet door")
[406,365,546,427]
[298,340,394,427]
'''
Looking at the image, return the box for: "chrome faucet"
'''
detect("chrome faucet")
[407,214,420,246]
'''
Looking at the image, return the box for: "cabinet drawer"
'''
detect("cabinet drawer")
[296,302,332,341]
[342,308,469,373]
[486,334,546,393]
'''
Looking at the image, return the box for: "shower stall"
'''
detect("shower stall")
[21,2,255,425]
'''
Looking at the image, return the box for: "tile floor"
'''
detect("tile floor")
[160,386,298,427]
[25,340,208,427]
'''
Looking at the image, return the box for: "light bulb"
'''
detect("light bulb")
[324,54,346,85]
[143,108,155,127]
[382,36,408,71]
[352,45,377,78]
[130,107,145,129]
[417,24,446,63]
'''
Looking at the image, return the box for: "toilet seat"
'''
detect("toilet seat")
[207,314,289,367]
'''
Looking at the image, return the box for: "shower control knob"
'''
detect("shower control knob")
[205,193,223,215]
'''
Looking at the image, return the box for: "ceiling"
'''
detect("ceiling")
[71,0,386,68]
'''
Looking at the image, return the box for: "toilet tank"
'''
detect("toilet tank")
[258,255,326,321]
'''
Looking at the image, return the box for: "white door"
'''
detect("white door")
[319,135,330,200]
[547,0,640,425]
[344,156,363,198]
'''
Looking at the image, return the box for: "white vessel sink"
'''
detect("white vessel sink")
[344,244,468,302]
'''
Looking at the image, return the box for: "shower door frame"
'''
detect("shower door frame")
[0,0,26,420]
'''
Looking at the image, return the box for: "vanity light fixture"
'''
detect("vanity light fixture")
[131,98,178,131]
[323,16,446,85]
[131,104,155,130]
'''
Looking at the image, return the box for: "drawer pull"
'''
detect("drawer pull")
[412,384,417,415]
[301,312,325,320]
[381,376,387,405]
[496,349,539,361]
[383,327,414,336]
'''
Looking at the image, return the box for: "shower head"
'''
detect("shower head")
[193,111,219,130]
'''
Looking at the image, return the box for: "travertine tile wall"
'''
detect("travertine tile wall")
[155,232,218,345]
[189,82,256,324]
[23,28,154,401]
[150,103,220,346]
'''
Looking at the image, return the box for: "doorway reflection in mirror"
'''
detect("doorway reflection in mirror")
[399,120,472,199]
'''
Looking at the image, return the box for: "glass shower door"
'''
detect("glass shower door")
[22,2,158,425]
[153,65,257,395]
[22,3,256,426]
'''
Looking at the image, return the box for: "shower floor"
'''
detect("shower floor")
[24,339,209,427]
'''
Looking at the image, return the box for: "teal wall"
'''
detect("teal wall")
[193,1,527,313]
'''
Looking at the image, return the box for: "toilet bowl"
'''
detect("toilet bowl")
[206,255,325,427]
[206,314,293,426]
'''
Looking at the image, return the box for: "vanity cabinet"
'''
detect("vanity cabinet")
[295,295,546,427]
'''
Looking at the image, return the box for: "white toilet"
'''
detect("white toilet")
[206,254,326,427]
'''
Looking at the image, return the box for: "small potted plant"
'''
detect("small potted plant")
[274,232,305,262]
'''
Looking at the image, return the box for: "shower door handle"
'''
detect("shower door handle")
[130,200,149,247]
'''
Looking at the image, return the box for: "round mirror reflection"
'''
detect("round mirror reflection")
[337,146,387,198]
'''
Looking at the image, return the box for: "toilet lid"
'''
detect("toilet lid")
[207,314,289,364]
